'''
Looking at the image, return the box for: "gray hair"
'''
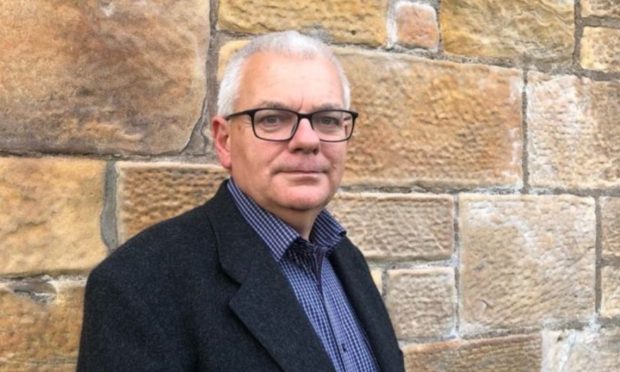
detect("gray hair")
[217,30,351,116]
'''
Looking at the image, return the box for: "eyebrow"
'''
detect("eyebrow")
[254,101,344,111]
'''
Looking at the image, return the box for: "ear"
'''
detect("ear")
[211,116,232,170]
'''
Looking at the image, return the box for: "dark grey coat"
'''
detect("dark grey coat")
[77,182,404,371]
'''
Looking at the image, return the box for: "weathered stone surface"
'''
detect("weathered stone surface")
[395,2,439,49]
[601,197,620,258]
[542,326,620,371]
[441,0,574,64]
[404,334,541,371]
[386,268,455,339]
[218,0,387,46]
[0,157,107,275]
[601,265,620,318]
[582,0,620,18]
[371,269,383,294]
[329,193,453,260]
[0,280,84,370]
[527,72,620,189]
[117,162,228,243]
[580,27,620,72]
[338,49,522,188]
[0,1,209,155]
[459,194,595,334]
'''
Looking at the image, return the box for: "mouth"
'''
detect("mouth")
[280,169,323,174]
[276,167,329,181]
[274,157,331,177]
[278,165,330,175]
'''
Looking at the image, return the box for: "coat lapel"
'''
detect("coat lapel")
[331,238,404,372]
[206,184,335,372]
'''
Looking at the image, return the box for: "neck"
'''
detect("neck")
[271,208,320,240]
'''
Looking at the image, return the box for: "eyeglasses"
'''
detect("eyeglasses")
[225,108,358,142]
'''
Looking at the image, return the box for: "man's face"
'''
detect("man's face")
[213,52,348,224]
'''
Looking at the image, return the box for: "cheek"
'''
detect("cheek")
[327,145,347,164]
[326,147,347,176]
[230,131,258,166]
[235,143,281,178]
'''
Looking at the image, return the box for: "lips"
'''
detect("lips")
[279,169,325,174]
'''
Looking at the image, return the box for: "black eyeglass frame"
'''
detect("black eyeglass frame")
[225,107,358,142]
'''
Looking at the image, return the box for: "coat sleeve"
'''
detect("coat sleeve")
[76,267,185,372]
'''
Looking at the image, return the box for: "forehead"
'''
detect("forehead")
[236,52,344,109]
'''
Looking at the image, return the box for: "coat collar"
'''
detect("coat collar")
[206,183,336,372]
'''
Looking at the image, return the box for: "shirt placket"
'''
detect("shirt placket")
[324,266,362,371]
[312,246,355,372]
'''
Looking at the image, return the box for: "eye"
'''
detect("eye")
[254,109,295,131]
[319,116,340,125]
[313,112,344,130]
[261,115,284,125]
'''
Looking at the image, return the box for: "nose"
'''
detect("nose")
[288,118,320,153]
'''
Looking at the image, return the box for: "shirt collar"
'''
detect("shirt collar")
[226,178,345,262]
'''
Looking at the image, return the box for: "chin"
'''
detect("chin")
[279,190,333,212]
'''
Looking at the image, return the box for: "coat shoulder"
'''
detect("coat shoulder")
[89,201,219,292]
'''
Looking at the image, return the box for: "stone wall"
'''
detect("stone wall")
[1,0,618,370]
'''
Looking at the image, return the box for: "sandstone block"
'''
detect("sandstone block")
[601,265,620,318]
[580,27,620,72]
[329,193,453,260]
[395,2,439,49]
[371,269,383,294]
[337,49,522,188]
[440,0,574,64]
[581,0,620,17]
[386,268,455,339]
[218,0,387,46]
[527,72,620,189]
[601,197,620,258]
[404,334,541,371]
[0,0,209,155]
[0,157,107,275]
[116,162,228,243]
[0,280,84,370]
[542,326,620,371]
[459,194,595,334]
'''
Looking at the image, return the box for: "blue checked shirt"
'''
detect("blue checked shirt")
[227,179,379,372]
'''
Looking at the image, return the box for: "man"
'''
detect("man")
[78,31,404,371]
